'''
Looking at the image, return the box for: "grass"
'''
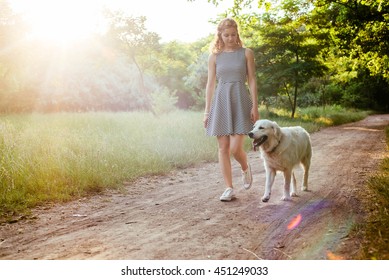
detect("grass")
[0,106,371,222]
[0,111,218,221]
[356,126,389,259]
[262,105,371,127]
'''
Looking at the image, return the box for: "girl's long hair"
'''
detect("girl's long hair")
[210,18,243,54]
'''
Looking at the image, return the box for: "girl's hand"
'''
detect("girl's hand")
[251,107,259,123]
[203,113,209,128]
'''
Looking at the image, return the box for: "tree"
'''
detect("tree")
[184,52,209,109]
[196,0,389,112]
[154,41,197,109]
[255,0,327,117]
[0,0,33,112]
[309,0,389,110]
[313,0,389,80]
[0,0,20,92]
[104,10,161,112]
[192,0,329,116]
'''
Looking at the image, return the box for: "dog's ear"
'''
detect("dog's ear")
[272,121,281,139]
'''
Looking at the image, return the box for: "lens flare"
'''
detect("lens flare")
[327,251,344,260]
[287,214,302,230]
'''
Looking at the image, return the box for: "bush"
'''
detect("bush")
[151,87,179,115]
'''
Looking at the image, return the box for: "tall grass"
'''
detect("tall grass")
[0,111,218,219]
[0,107,371,220]
[262,105,371,127]
[256,105,371,143]
[360,126,389,259]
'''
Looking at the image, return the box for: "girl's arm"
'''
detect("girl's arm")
[245,48,259,123]
[203,53,217,128]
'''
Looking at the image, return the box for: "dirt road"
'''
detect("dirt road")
[1,115,388,260]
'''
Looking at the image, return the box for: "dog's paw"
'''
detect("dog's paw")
[301,186,308,192]
[261,196,270,203]
[290,192,298,197]
[280,196,291,201]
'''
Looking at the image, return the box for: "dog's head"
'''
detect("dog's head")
[248,119,281,151]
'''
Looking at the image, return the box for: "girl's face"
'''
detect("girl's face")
[221,27,238,49]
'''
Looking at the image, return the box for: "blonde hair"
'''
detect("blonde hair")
[210,18,243,54]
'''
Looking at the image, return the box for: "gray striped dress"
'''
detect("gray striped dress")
[206,47,253,136]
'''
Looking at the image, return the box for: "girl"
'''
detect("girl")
[203,18,259,201]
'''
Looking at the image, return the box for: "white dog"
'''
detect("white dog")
[248,119,312,202]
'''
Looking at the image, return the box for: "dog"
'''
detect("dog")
[248,119,312,202]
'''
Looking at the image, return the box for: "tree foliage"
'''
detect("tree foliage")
[203,0,389,112]
[104,11,161,112]
[314,0,389,79]
[0,0,388,113]
[254,0,328,117]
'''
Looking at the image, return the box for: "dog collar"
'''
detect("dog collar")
[269,138,281,153]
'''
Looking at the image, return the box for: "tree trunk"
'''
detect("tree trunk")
[292,82,298,119]
[283,82,294,112]
[130,55,155,115]
[292,50,300,119]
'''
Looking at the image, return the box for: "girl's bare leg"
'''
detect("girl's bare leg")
[217,136,233,188]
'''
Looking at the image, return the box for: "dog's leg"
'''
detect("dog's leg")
[301,158,310,191]
[262,167,275,202]
[281,169,292,201]
[290,171,297,197]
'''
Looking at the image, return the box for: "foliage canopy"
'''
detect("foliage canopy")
[0,0,388,114]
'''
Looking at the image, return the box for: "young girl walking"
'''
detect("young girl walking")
[203,18,259,201]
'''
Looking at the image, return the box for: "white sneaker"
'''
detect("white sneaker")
[242,163,253,190]
[220,188,235,201]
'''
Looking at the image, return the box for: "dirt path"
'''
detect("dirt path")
[1,115,388,260]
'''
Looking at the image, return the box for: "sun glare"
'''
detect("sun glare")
[13,0,103,46]
[287,214,302,230]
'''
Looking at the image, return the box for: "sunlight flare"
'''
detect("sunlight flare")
[287,214,302,230]
[327,251,345,260]
[13,0,104,46]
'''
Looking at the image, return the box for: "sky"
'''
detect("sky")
[9,0,237,43]
[104,0,235,42]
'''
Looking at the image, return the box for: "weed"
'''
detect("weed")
[360,127,389,259]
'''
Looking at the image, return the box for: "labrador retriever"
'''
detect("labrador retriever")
[248,119,312,202]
